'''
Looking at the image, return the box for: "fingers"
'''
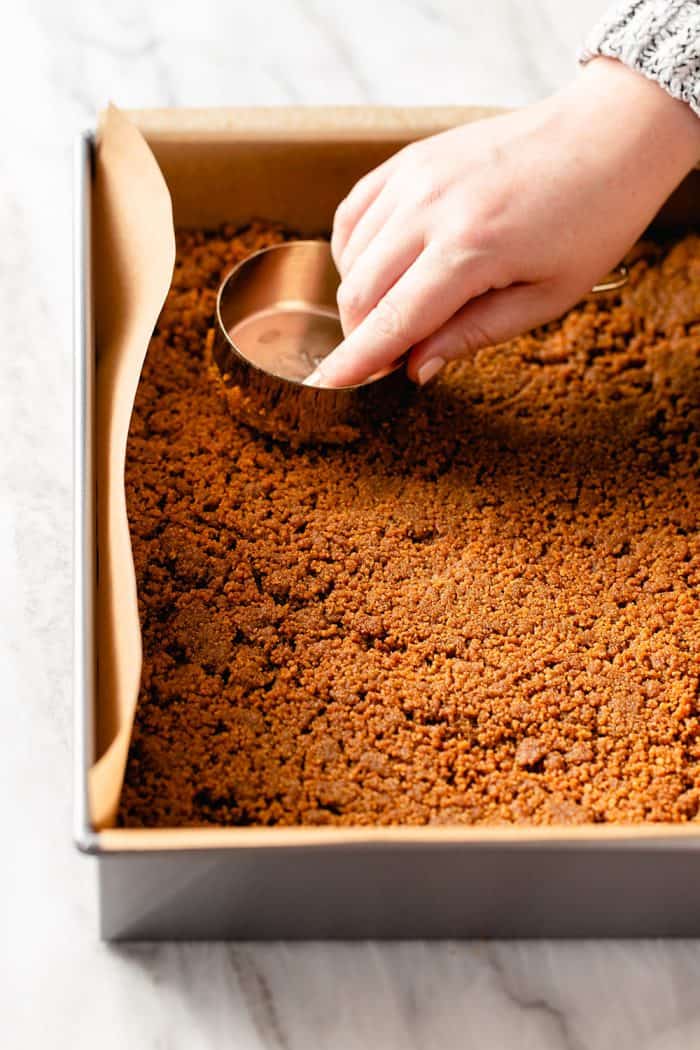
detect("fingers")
[330,158,395,271]
[305,243,494,389]
[336,213,424,335]
[335,185,396,278]
[407,282,560,384]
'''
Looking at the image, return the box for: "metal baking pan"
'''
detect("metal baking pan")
[74,113,700,940]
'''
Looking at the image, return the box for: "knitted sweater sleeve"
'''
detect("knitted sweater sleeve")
[580,0,700,118]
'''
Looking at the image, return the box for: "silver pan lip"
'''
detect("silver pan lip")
[73,130,99,853]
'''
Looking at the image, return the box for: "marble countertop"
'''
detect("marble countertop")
[4,0,700,1046]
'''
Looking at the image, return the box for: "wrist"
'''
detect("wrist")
[565,57,700,188]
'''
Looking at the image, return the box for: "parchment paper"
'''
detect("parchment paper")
[89,105,175,829]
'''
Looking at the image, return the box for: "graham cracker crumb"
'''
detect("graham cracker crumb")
[118,224,700,828]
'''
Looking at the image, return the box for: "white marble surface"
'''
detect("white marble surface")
[3,1,700,1047]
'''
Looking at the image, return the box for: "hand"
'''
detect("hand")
[305,58,700,389]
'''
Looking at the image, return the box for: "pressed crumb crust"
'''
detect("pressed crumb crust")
[119,224,700,827]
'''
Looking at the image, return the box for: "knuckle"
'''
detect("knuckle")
[480,193,509,231]
[337,281,364,317]
[458,316,494,354]
[453,218,495,257]
[371,296,405,341]
[430,236,469,271]
[411,174,442,210]
[453,194,509,253]
[397,142,431,184]
[421,183,444,209]
[354,169,374,192]
[398,140,423,164]
[333,196,351,230]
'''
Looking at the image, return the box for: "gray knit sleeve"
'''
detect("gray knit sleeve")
[580,0,700,118]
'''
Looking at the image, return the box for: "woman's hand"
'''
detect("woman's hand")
[305,58,700,389]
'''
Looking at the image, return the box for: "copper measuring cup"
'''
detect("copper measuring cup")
[213,240,405,443]
[213,240,629,442]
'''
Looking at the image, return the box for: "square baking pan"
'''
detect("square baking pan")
[74,109,700,941]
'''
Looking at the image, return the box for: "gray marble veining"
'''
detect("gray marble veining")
[3,1,700,1047]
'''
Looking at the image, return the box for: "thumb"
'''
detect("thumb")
[407,282,565,385]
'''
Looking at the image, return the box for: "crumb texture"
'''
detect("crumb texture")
[119,225,700,827]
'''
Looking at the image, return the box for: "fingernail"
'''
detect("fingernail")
[303,341,350,388]
[303,367,326,388]
[416,357,445,386]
